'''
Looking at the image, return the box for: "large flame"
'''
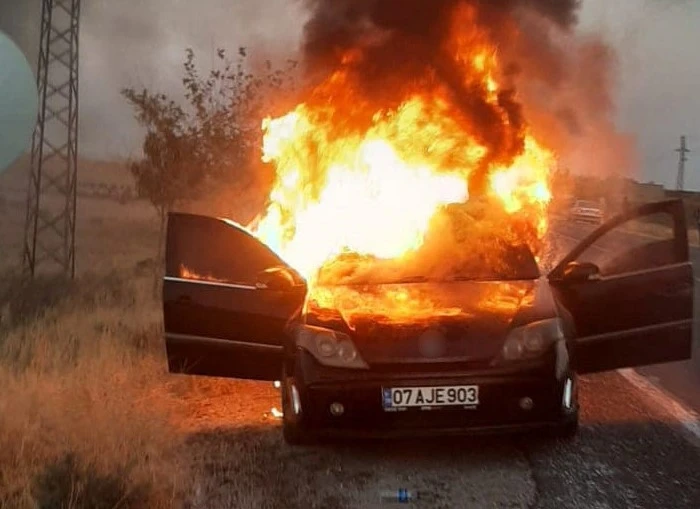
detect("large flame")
[247,4,554,291]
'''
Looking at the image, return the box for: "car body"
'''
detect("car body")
[162,200,693,444]
[569,199,604,225]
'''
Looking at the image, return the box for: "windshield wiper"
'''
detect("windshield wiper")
[394,276,430,283]
[449,275,534,282]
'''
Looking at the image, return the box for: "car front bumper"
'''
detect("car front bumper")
[287,352,577,438]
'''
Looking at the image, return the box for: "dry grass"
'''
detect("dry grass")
[0,164,193,509]
[0,268,190,508]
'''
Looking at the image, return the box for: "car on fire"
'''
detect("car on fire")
[162,199,693,444]
[568,199,605,225]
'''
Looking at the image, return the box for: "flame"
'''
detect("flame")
[307,280,530,330]
[309,285,467,328]
[179,264,226,283]
[246,4,554,310]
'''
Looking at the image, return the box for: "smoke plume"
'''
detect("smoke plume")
[298,0,636,186]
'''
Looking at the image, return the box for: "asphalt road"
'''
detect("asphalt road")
[524,371,700,509]
[187,370,700,508]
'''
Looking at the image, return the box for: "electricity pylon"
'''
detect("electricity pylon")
[23,0,81,278]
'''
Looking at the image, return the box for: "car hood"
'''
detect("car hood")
[304,278,556,365]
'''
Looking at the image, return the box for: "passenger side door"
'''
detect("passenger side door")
[162,213,307,380]
[549,200,693,374]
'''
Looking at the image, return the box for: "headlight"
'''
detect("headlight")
[498,318,564,363]
[296,325,369,369]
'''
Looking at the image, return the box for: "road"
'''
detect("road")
[184,370,700,508]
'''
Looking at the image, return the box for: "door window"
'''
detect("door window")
[573,211,681,277]
[166,214,286,285]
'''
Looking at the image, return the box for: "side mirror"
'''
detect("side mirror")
[255,266,296,291]
[561,261,601,283]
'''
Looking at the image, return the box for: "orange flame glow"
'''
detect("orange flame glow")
[309,285,468,328]
[247,4,554,295]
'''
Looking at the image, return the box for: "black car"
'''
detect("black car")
[162,200,693,444]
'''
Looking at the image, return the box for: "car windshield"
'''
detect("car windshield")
[576,200,599,209]
[317,204,541,286]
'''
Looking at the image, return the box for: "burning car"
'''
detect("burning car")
[158,0,693,445]
[162,199,693,444]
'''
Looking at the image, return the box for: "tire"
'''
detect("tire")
[282,418,314,446]
[281,373,315,446]
[553,413,579,440]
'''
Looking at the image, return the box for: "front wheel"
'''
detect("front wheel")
[282,418,314,446]
[553,413,579,440]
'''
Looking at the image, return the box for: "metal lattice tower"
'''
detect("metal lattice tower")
[23,0,81,278]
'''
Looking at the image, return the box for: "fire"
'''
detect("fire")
[179,264,225,283]
[246,3,555,293]
[307,280,529,330]
[254,106,470,278]
[309,285,467,328]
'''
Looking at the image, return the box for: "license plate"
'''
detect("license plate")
[382,385,479,410]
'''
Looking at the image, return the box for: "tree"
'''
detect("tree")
[122,47,298,289]
[121,90,200,267]
[180,47,298,183]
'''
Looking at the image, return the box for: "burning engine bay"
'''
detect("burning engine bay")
[305,198,542,325]
[237,0,570,328]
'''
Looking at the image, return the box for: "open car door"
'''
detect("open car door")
[549,199,693,374]
[162,213,307,380]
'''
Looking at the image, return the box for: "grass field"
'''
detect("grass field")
[0,164,189,507]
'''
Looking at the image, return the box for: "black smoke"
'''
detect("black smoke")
[301,0,581,64]
[297,0,583,195]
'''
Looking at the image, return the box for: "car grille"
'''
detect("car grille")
[352,320,504,365]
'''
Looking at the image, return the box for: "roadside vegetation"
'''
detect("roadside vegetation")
[0,215,190,508]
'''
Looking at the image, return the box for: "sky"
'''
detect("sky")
[0,30,36,172]
[0,0,698,189]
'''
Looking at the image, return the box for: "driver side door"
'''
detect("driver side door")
[549,199,693,374]
[162,213,307,380]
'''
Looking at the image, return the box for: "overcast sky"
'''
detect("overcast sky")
[0,0,698,189]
